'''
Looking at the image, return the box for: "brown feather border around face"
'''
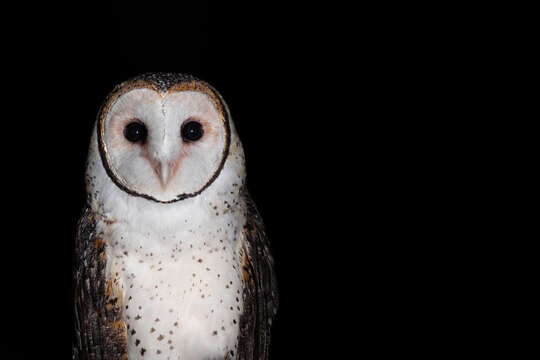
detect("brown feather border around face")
[96,72,232,203]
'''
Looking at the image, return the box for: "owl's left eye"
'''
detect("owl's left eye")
[181,120,204,142]
[124,121,147,143]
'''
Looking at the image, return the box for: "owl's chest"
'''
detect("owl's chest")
[106,226,244,360]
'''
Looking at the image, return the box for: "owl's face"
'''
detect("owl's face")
[97,76,231,203]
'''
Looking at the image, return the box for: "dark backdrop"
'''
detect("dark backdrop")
[5,18,373,359]
[3,5,513,359]
[3,9,445,358]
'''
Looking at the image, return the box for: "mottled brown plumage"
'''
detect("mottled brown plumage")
[73,208,128,360]
[237,189,279,359]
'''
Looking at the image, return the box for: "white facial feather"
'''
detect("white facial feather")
[102,89,228,202]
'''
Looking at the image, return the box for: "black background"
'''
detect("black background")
[5,14,373,359]
[3,8,473,359]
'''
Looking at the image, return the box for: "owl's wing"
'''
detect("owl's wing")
[72,207,128,360]
[237,189,279,360]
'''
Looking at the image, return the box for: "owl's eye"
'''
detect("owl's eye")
[124,121,147,143]
[181,120,204,142]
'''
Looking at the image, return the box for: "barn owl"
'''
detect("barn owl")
[73,73,278,360]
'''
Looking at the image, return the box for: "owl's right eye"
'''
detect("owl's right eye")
[124,121,147,143]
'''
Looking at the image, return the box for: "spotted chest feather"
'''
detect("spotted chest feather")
[98,200,246,360]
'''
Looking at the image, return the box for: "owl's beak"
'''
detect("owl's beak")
[155,161,172,188]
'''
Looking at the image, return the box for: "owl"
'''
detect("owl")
[73,73,278,360]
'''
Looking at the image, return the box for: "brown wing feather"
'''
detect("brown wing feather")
[237,189,279,360]
[73,207,128,360]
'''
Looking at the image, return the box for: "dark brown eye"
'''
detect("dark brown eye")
[181,120,204,142]
[124,122,147,143]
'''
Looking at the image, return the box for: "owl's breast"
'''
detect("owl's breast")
[105,226,244,360]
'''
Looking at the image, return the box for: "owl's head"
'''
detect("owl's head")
[89,73,243,205]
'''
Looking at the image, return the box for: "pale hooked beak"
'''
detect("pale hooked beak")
[154,161,173,188]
